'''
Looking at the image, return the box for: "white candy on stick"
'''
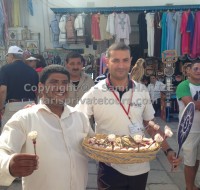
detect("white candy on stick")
[148,121,155,127]
[133,134,143,152]
[164,125,173,138]
[153,124,160,130]
[28,131,38,155]
[133,134,143,143]
[107,134,116,151]
[154,133,164,143]
[108,134,116,142]
[148,133,163,149]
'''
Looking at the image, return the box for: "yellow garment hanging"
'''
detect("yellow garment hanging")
[12,0,20,27]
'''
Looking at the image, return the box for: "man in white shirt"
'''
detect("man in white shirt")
[148,75,166,116]
[0,65,93,190]
[76,42,181,190]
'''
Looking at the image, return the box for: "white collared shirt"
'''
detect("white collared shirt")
[0,103,93,190]
[76,80,155,176]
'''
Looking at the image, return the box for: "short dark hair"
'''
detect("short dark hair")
[191,59,200,67]
[40,65,70,84]
[65,52,84,63]
[33,54,46,68]
[106,42,130,58]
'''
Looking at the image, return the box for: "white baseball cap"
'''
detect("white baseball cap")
[6,46,23,55]
[26,56,39,61]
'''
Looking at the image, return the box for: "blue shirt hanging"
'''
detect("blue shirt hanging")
[28,0,33,16]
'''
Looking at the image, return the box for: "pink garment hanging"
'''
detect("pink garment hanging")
[190,11,200,58]
[180,11,190,55]
[66,15,75,39]
[91,14,101,41]
[99,53,106,75]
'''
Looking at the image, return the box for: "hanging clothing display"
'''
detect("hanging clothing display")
[161,12,167,54]
[74,13,86,37]
[4,0,13,27]
[106,13,116,36]
[166,12,176,50]
[0,1,5,48]
[84,14,92,47]
[137,12,148,57]
[66,15,76,39]
[50,14,62,48]
[91,13,101,41]
[146,12,155,57]
[129,12,139,45]
[187,12,195,53]
[115,13,131,45]
[58,14,68,44]
[27,0,33,16]
[154,12,162,57]
[12,0,20,26]
[190,11,200,58]
[181,11,190,55]
[46,7,200,60]
[99,14,112,40]
[173,11,182,56]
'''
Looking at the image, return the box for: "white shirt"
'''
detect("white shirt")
[0,103,93,190]
[115,13,131,45]
[148,81,166,102]
[76,80,155,176]
[106,13,116,36]
[74,13,86,36]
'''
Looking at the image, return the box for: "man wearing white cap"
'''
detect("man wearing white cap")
[0,46,39,131]
[25,56,39,69]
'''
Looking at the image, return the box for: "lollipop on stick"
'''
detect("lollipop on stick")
[133,134,143,152]
[108,134,116,151]
[28,131,38,155]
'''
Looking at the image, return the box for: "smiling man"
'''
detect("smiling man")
[65,52,94,107]
[176,59,200,190]
[76,42,181,190]
[0,65,93,190]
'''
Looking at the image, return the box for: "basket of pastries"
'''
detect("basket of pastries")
[82,121,173,164]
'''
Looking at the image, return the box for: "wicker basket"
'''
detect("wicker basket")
[82,134,160,164]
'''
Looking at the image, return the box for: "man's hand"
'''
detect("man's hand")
[166,150,182,169]
[9,153,39,177]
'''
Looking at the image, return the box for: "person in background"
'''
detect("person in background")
[176,60,200,190]
[0,46,38,130]
[65,52,94,107]
[172,72,183,87]
[148,75,166,117]
[33,54,47,77]
[25,56,39,69]
[182,62,192,79]
[0,65,94,190]
[76,42,181,190]
[23,49,31,64]
[141,76,150,87]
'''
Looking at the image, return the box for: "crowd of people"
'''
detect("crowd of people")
[0,42,199,190]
